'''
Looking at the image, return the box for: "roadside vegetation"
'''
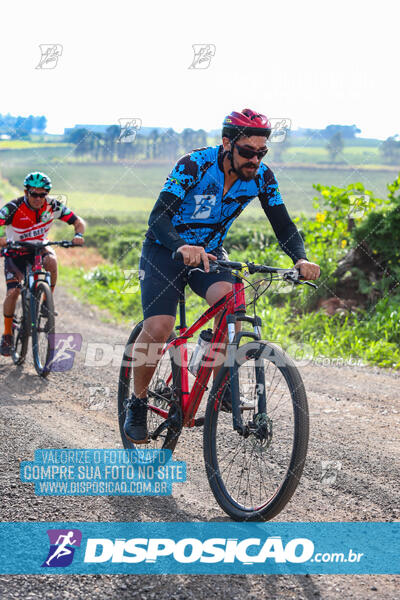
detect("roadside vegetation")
[1,133,399,369]
[55,176,400,369]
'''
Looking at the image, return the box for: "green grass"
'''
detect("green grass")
[0,176,18,202]
[62,192,156,222]
[58,260,400,369]
[0,156,169,202]
[281,145,382,165]
[55,174,400,372]
[0,145,395,216]
[270,166,392,213]
[0,141,70,150]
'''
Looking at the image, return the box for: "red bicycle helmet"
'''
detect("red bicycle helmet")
[222,109,271,176]
[222,108,272,140]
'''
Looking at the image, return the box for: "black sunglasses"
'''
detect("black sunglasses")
[29,191,48,198]
[235,144,268,160]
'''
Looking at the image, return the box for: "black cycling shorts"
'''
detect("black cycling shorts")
[139,241,234,319]
[4,248,54,290]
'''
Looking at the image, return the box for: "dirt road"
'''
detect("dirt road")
[0,278,399,599]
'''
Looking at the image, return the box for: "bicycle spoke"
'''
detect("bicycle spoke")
[118,328,181,452]
[205,343,306,517]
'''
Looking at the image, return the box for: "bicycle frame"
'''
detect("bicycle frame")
[149,272,263,432]
[21,252,51,325]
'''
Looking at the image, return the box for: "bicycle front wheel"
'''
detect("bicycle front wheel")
[203,341,309,521]
[12,290,29,366]
[31,281,55,377]
[117,321,182,452]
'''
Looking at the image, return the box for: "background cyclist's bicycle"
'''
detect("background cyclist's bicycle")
[1,240,78,377]
[118,254,317,521]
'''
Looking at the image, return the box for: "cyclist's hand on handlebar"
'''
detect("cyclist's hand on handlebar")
[294,259,320,280]
[176,245,216,273]
[72,235,84,246]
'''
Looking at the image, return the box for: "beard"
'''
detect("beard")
[232,160,259,181]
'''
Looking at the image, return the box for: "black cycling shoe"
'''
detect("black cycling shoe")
[123,396,149,444]
[0,334,13,357]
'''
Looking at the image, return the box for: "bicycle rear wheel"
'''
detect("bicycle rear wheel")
[117,321,182,452]
[12,290,29,366]
[203,341,309,521]
[31,281,55,377]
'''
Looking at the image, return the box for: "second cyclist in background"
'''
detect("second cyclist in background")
[0,172,85,356]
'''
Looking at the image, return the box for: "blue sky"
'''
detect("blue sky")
[1,0,398,139]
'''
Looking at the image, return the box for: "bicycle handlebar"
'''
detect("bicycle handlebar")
[1,240,79,256]
[172,250,318,289]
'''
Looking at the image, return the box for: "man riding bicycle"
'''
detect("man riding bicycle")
[124,108,320,444]
[0,172,85,356]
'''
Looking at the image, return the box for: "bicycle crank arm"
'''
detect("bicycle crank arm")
[150,405,183,440]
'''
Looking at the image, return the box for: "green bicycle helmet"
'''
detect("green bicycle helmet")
[23,171,52,190]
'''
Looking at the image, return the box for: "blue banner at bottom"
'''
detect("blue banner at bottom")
[0,522,398,574]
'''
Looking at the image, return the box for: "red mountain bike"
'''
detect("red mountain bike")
[118,255,317,521]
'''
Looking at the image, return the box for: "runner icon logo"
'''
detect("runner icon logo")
[42,529,82,567]
[47,333,83,372]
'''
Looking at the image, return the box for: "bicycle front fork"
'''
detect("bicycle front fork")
[226,313,267,436]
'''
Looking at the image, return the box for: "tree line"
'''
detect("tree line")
[65,124,400,165]
[65,126,209,161]
[0,113,47,137]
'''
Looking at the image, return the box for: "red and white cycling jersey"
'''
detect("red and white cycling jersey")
[0,196,77,242]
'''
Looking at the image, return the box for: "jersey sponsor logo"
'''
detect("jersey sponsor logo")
[40,210,51,222]
[191,195,217,220]
[20,225,49,241]
[0,206,9,218]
